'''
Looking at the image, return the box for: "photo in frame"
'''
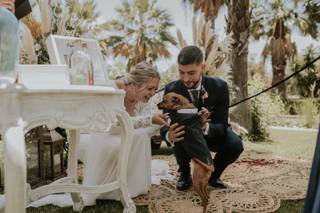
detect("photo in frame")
[46,35,110,86]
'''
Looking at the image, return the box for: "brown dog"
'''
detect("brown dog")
[158,92,213,213]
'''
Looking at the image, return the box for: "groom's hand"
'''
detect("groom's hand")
[168,123,185,143]
[198,107,211,128]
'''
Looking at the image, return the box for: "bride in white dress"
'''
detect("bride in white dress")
[79,62,168,206]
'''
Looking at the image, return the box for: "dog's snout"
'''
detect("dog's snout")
[157,101,165,109]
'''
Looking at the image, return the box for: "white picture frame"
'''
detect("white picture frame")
[16,64,70,88]
[46,35,110,86]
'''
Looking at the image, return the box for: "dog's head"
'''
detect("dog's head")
[157,92,194,110]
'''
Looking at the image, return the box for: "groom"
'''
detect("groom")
[160,45,243,190]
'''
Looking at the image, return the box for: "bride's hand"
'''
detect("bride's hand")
[152,113,169,126]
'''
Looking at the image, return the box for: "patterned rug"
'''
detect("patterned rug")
[133,152,311,213]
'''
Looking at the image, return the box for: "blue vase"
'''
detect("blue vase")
[0,8,19,84]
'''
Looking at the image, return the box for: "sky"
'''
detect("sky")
[95,0,319,73]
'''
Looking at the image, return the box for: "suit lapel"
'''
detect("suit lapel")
[200,76,210,109]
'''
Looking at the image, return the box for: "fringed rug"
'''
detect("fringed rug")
[134,153,311,213]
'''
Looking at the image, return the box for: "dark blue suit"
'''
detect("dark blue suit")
[160,76,244,179]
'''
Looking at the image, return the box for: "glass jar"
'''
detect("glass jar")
[0,8,19,85]
[69,41,94,85]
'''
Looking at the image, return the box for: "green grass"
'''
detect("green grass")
[275,199,305,213]
[26,127,318,212]
[245,127,317,160]
[27,200,148,213]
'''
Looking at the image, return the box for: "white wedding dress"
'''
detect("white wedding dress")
[79,101,160,206]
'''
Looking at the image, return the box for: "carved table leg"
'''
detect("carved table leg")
[4,125,26,213]
[67,129,84,211]
[117,112,136,213]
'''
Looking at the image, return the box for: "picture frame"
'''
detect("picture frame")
[16,64,70,88]
[46,35,110,86]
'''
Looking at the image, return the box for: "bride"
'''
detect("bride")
[79,61,168,206]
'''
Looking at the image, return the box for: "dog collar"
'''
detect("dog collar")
[177,108,198,114]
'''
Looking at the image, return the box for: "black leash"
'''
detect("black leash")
[157,55,320,110]
[228,55,320,108]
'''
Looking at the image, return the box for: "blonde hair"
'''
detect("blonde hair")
[124,61,160,86]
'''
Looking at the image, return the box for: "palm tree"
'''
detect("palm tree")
[293,45,320,98]
[297,0,320,39]
[261,19,296,98]
[183,0,222,30]
[227,0,251,129]
[251,0,320,98]
[100,0,177,70]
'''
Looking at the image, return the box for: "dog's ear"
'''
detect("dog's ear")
[172,96,181,105]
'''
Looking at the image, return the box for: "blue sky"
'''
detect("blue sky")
[95,0,319,73]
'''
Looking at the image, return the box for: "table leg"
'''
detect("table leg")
[117,112,136,213]
[3,125,26,213]
[67,129,84,211]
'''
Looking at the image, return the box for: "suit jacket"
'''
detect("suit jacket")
[160,76,229,141]
[14,0,31,20]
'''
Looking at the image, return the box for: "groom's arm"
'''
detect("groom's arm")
[205,80,229,139]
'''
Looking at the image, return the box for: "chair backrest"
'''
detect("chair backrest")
[16,64,70,88]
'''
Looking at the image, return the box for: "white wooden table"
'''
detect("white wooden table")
[0,83,136,213]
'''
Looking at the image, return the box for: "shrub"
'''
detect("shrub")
[248,74,285,141]
[300,98,318,128]
[291,45,320,98]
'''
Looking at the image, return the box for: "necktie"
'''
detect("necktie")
[190,89,200,107]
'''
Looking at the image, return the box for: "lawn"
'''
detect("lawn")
[245,126,317,160]
[26,127,318,212]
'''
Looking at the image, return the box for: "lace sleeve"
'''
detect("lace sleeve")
[131,99,158,129]
[131,93,163,129]
[132,115,153,129]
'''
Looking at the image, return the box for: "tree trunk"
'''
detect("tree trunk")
[271,58,287,98]
[227,0,251,130]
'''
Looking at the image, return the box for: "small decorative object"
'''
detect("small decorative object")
[46,35,111,86]
[200,85,209,104]
[25,127,43,188]
[68,40,94,85]
[41,128,66,182]
[0,128,44,191]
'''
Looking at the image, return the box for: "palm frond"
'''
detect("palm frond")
[20,23,37,64]
[176,29,187,48]
[57,14,68,35]
[38,0,52,35]
[192,16,197,45]
[22,15,42,40]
